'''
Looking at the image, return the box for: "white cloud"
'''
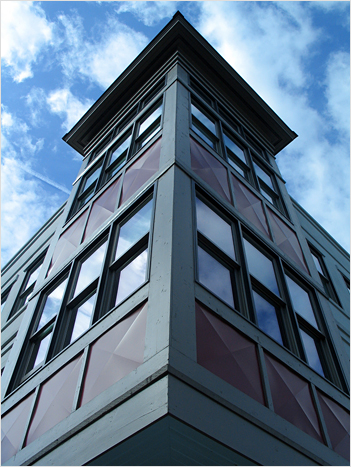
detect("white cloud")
[57,14,148,89]
[1,157,62,266]
[1,1,54,82]
[324,51,350,137]
[116,1,177,26]
[195,2,350,251]
[46,88,94,131]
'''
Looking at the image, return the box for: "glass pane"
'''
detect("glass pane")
[115,249,148,305]
[261,187,274,204]
[33,332,52,368]
[223,133,246,163]
[1,295,8,312]
[109,134,131,166]
[116,201,153,260]
[82,165,102,192]
[253,162,274,190]
[74,242,107,298]
[252,291,283,345]
[106,156,127,180]
[243,239,280,296]
[25,263,42,290]
[18,284,35,309]
[139,104,162,136]
[285,275,317,328]
[78,186,95,207]
[191,103,216,135]
[37,278,68,330]
[311,252,324,275]
[191,124,216,149]
[196,197,235,260]
[227,156,246,177]
[300,329,324,376]
[198,247,234,308]
[70,292,96,343]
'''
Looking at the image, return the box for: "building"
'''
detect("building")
[1,12,349,466]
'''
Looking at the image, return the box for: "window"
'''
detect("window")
[195,195,239,310]
[9,255,45,319]
[191,101,218,150]
[11,195,154,389]
[1,288,11,313]
[309,246,340,304]
[243,238,285,346]
[252,160,280,208]
[223,130,249,179]
[70,93,164,219]
[285,274,325,377]
[189,89,288,217]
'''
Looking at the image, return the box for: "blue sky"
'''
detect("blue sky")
[1,1,350,266]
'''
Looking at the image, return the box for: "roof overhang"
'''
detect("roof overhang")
[63,12,297,156]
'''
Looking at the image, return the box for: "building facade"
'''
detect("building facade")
[1,12,350,466]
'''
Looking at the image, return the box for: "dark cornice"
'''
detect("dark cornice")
[63,11,297,156]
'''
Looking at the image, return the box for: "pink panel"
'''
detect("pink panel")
[231,174,270,238]
[83,177,121,241]
[190,138,232,204]
[264,353,323,442]
[80,302,147,406]
[119,138,161,207]
[1,392,35,463]
[317,390,350,460]
[47,210,89,276]
[25,354,83,446]
[196,302,265,405]
[267,208,308,273]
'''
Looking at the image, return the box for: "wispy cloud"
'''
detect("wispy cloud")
[1,1,55,82]
[116,1,177,26]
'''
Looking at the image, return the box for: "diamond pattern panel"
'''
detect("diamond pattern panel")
[80,302,147,406]
[47,210,89,276]
[25,354,83,446]
[119,138,161,207]
[264,353,323,442]
[190,138,232,204]
[317,390,350,460]
[196,302,264,405]
[267,208,308,273]
[1,392,34,463]
[83,177,121,241]
[231,174,270,238]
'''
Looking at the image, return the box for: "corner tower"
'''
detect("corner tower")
[2,12,349,465]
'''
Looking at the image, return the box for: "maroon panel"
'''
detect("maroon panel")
[1,392,35,463]
[317,390,350,460]
[47,210,89,276]
[80,302,147,406]
[119,138,161,207]
[25,354,83,446]
[264,353,323,442]
[231,174,270,238]
[196,302,264,405]
[267,208,308,273]
[83,177,121,241]
[190,138,232,204]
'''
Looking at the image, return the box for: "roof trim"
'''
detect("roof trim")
[63,11,297,156]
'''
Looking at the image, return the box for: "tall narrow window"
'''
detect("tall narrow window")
[191,102,218,149]
[135,101,162,149]
[243,238,284,345]
[9,255,45,318]
[104,132,132,182]
[252,160,279,207]
[223,131,249,179]
[196,196,238,309]
[285,274,325,376]
[309,246,340,304]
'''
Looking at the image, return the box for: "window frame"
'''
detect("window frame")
[309,245,340,305]
[8,253,46,320]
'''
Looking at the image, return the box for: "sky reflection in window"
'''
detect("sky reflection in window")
[115,249,148,305]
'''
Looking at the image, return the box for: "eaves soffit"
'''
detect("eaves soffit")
[63,12,297,156]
